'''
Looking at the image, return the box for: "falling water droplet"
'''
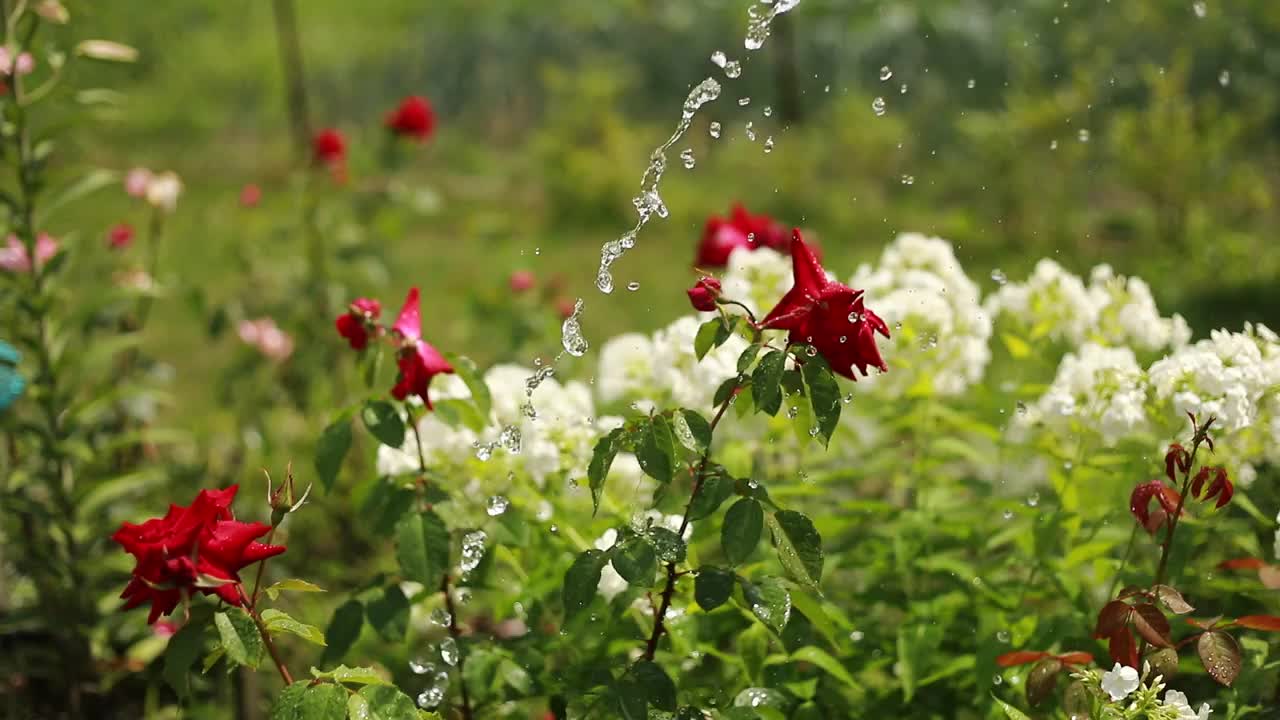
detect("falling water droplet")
[763,136,774,153]
[409,657,433,675]
[738,96,751,107]
[626,281,641,291]
[900,83,909,95]
[1026,492,1041,508]
[872,96,886,116]
[430,607,451,626]
[440,637,460,666]
[997,630,1011,643]
[710,50,727,68]
[993,674,1004,686]
[990,268,1007,285]
[1192,1,1206,18]
[901,174,915,185]
[745,121,756,141]
[709,121,722,139]
[879,65,893,81]
[460,530,487,574]
[1218,69,1230,86]
[680,148,696,169]
[967,78,976,89]
[486,495,509,516]
[1002,509,1014,520]
[762,105,773,117]
[724,61,742,79]
[1050,139,1059,150]
[1078,129,1091,143]
[560,299,589,357]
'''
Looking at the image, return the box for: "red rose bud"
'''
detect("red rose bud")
[112,485,286,624]
[312,128,346,166]
[107,223,134,250]
[758,230,890,380]
[335,297,382,350]
[687,276,722,311]
[509,270,536,293]
[240,183,261,208]
[385,95,437,142]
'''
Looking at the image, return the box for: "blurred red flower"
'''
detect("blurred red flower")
[509,270,536,293]
[385,96,436,142]
[112,485,286,624]
[695,203,791,267]
[759,231,889,380]
[240,183,261,208]
[108,223,134,250]
[390,287,454,407]
[313,128,346,166]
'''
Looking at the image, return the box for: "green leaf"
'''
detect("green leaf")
[636,416,676,483]
[992,695,1032,720]
[365,585,411,642]
[629,661,678,712]
[264,578,326,601]
[588,428,623,514]
[36,168,117,224]
[766,511,824,592]
[672,409,712,454]
[309,665,391,686]
[739,577,791,634]
[214,609,263,670]
[395,509,450,587]
[722,499,764,566]
[751,351,786,416]
[694,318,731,361]
[737,343,763,373]
[269,683,308,720]
[713,376,741,407]
[361,400,406,447]
[695,567,735,611]
[448,354,491,417]
[298,683,347,720]
[647,527,687,564]
[687,470,735,521]
[261,608,327,647]
[791,646,859,691]
[612,535,658,585]
[563,549,608,620]
[163,613,209,697]
[320,600,364,667]
[315,415,353,492]
[357,685,420,720]
[801,355,841,447]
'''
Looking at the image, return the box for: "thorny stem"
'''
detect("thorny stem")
[643,383,738,662]
[249,527,277,607]
[237,586,294,685]
[1153,438,1204,589]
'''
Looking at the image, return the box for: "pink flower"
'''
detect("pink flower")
[108,223,134,250]
[125,168,152,198]
[0,48,34,76]
[0,233,59,273]
[687,276,721,311]
[238,318,294,362]
[390,288,454,407]
[239,184,261,208]
[509,270,536,293]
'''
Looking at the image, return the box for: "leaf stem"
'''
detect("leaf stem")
[237,586,294,685]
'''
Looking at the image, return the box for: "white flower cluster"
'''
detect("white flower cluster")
[987,259,1190,353]
[1018,343,1148,445]
[1148,323,1280,434]
[1097,663,1212,720]
[850,233,992,396]
[596,315,748,411]
[719,246,793,319]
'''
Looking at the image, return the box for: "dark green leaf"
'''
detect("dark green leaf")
[993,695,1032,720]
[163,613,209,697]
[687,470,735,521]
[1063,681,1092,717]
[766,511,824,591]
[629,661,677,711]
[214,609,262,669]
[395,509,450,587]
[588,428,623,515]
[315,416,353,492]
[647,526,686,563]
[737,343,763,373]
[563,550,608,620]
[320,600,364,667]
[722,499,764,566]
[269,683,308,720]
[298,683,347,720]
[695,567,735,611]
[694,318,729,361]
[308,665,390,685]
[612,535,658,585]
[673,409,712,454]
[361,401,405,447]
[739,577,791,634]
[365,585,410,642]
[801,355,841,447]
[636,416,676,484]
[357,684,420,720]
[713,376,742,407]
[751,351,786,416]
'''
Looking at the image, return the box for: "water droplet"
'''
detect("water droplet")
[990,268,1007,284]
[805,345,818,357]
[1015,401,1027,415]
[879,65,893,81]
[843,393,853,404]
[872,96,887,116]
[416,672,450,709]
[460,530,487,574]
[1192,1,1206,18]
[763,136,774,153]
[967,78,976,89]
[849,630,865,642]
[626,281,641,292]
[440,636,460,666]
[1049,139,1059,150]
[1078,128,1091,143]
[429,607,452,626]
[997,630,1011,643]
[899,83,909,95]
[1218,69,1230,86]
[710,50,727,68]
[738,96,751,107]
[679,148,695,169]
[724,61,742,79]
[709,121,722,138]
[901,174,915,185]
[762,105,773,117]
[993,674,1004,686]
[409,657,433,674]
[1002,509,1014,521]
[1026,492,1041,508]
[745,121,756,141]
[486,495,509,516]
[560,299,589,357]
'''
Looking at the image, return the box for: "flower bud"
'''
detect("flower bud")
[686,276,722,312]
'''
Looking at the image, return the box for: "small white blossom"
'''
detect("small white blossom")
[1020,343,1148,444]
[597,333,656,404]
[1100,663,1140,702]
[1163,689,1211,720]
[144,171,183,212]
[720,246,793,318]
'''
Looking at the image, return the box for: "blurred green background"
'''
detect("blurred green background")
[52,0,1280,428]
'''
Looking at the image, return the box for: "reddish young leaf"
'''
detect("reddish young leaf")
[1185,616,1223,631]
[1164,443,1190,483]
[1055,651,1094,666]
[1093,600,1132,639]
[1108,629,1139,669]
[1153,584,1194,615]
[996,650,1051,668]
[1234,615,1280,632]
[1026,658,1063,707]
[1132,603,1173,648]
[1217,557,1265,571]
[1196,631,1242,686]
[1116,585,1149,601]
[1154,484,1183,516]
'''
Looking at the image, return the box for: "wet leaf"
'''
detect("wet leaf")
[1153,584,1195,614]
[765,510,823,592]
[395,510,450,587]
[801,355,841,447]
[1025,658,1061,707]
[1148,647,1179,679]
[214,609,262,669]
[636,416,676,483]
[722,499,764,566]
[612,535,658,585]
[356,684,420,720]
[1093,600,1132,639]
[751,350,786,416]
[695,566,735,611]
[1197,631,1242,686]
[320,600,364,667]
[563,550,608,620]
[588,428,624,514]
[1132,603,1173,648]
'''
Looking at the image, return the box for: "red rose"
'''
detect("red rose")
[336,297,382,350]
[107,223,134,250]
[112,485,285,623]
[390,287,454,407]
[687,276,722,311]
[312,128,346,166]
[695,203,794,267]
[728,203,788,251]
[758,230,890,380]
[385,96,436,142]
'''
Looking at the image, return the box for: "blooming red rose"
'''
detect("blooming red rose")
[240,183,261,208]
[390,287,454,407]
[385,96,436,142]
[108,223,134,250]
[758,230,890,380]
[336,297,382,350]
[687,276,721,311]
[695,203,792,267]
[112,485,285,623]
[313,128,346,166]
